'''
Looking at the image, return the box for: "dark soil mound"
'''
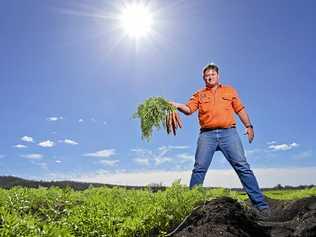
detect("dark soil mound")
[167,196,316,237]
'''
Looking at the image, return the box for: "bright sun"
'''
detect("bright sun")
[118,2,154,39]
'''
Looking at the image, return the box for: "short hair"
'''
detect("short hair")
[202,63,219,75]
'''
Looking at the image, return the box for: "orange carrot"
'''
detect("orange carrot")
[166,113,170,134]
[175,112,183,128]
[168,112,173,135]
[171,112,177,135]
[172,111,178,130]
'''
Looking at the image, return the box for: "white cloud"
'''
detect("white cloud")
[131,148,154,158]
[63,139,79,145]
[103,121,107,125]
[268,142,299,151]
[56,160,62,163]
[245,148,262,156]
[71,167,316,188]
[131,148,172,166]
[38,140,55,148]
[78,118,84,123]
[267,141,277,145]
[133,158,150,166]
[131,146,191,167]
[99,159,119,166]
[169,145,190,149]
[158,145,190,151]
[21,153,43,160]
[83,149,116,158]
[154,157,172,166]
[21,136,34,143]
[131,148,150,153]
[96,169,110,175]
[47,116,63,121]
[177,153,194,162]
[13,144,27,149]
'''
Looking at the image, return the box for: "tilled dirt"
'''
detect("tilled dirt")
[167,196,316,237]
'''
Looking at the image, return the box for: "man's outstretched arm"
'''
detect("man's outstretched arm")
[237,108,254,143]
[169,102,191,115]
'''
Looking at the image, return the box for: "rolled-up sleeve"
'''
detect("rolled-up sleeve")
[231,88,245,113]
[186,91,200,114]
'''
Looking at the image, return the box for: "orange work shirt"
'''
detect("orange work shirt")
[186,84,245,129]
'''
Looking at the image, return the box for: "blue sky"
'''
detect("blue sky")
[1,0,315,187]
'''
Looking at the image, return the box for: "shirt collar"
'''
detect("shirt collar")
[205,83,223,90]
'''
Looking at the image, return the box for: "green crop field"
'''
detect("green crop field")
[0,181,315,237]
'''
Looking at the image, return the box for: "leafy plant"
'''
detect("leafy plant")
[1,184,315,236]
[133,97,174,141]
[133,96,182,141]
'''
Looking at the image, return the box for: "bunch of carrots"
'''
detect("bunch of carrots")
[133,96,183,141]
[166,110,183,136]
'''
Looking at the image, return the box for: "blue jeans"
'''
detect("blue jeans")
[189,127,269,210]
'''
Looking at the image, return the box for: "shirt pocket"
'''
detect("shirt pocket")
[221,95,233,110]
[199,96,211,113]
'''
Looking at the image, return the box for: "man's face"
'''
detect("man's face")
[203,69,219,87]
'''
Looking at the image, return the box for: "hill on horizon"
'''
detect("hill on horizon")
[0,175,314,191]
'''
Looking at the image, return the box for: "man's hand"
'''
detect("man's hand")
[169,101,179,109]
[237,109,254,143]
[244,127,254,143]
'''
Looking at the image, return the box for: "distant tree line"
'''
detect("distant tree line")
[0,176,314,191]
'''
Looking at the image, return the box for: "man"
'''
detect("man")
[170,63,271,217]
